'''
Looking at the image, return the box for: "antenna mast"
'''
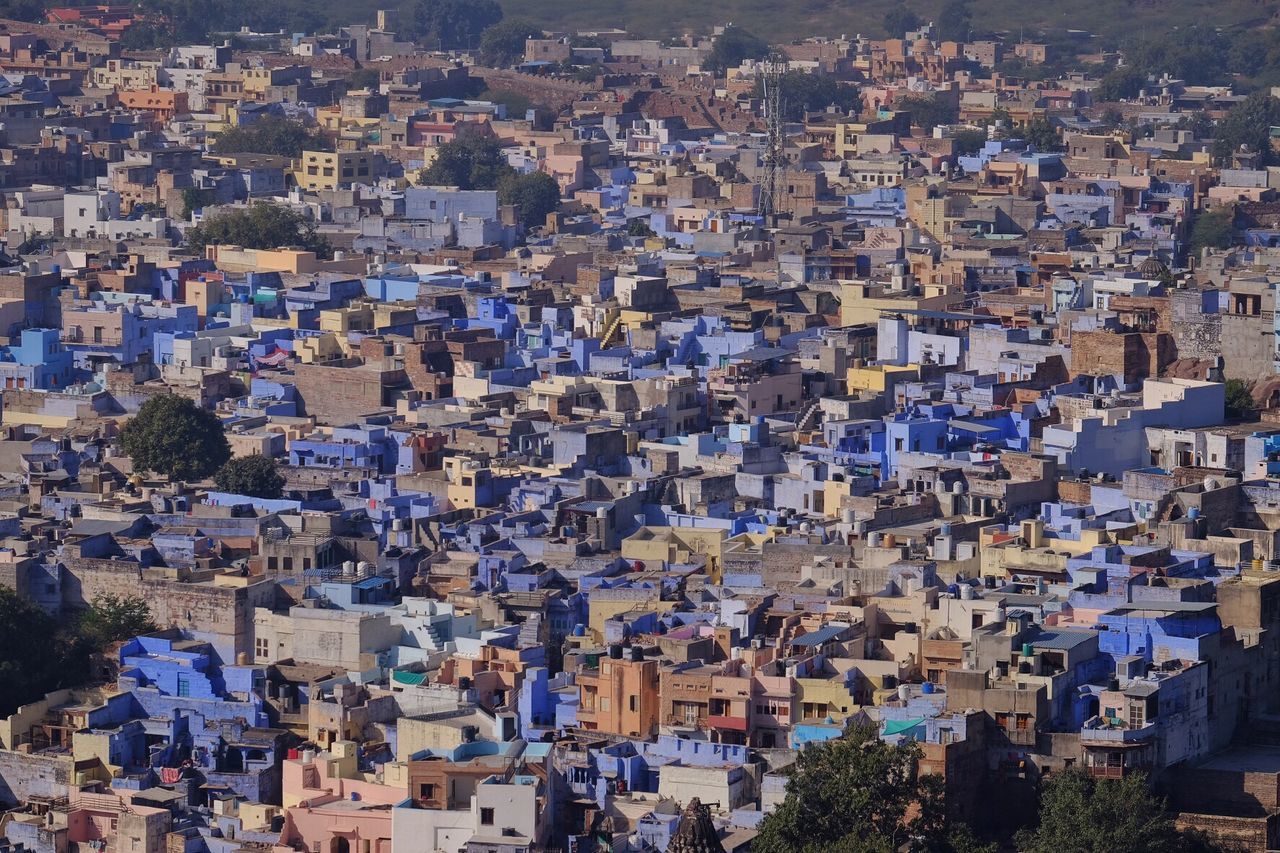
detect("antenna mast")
[757,54,786,221]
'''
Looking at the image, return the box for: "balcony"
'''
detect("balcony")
[1079,718,1156,745]
[706,714,749,733]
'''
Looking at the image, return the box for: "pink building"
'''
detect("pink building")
[276,742,406,853]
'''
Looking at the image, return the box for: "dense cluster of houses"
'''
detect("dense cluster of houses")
[1,5,1280,853]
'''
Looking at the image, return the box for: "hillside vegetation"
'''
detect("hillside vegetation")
[474,0,1276,42]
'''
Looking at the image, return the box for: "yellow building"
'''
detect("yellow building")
[294,149,382,191]
[838,280,965,326]
[621,526,726,583]
[846,363,919,393]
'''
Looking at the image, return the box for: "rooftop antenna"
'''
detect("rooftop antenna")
[757,53,786,222]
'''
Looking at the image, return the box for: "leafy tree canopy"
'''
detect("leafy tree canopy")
[897,94,959,131]
[347,67,382,90]
[499,170,561,228]
[213,115,324,158]
[1096,65,1147,102]
[478,18,541,67]
[1225,378,1256,419]
[1213,92,1280,167]
[0,587,89,717]
[704,26,770,76]
[419,136,514,190]
[1021,118,1063,152]
[187,203,329,257]
[215,454,287,499]
[936,0,972,42]
[753,725,991,853]
[413,0,502,49]
[756,71,861,121]
[1017,769,1224,853]
[952,128,989,156]
[883,7,921,39]
[79,594,157,645]
[1189,207,1236,255]
[120,394,231,481]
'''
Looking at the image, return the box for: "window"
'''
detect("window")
[600,697,610,712]
[629,695,638,712]
[177,678,191,697]
[256,638,269,658]
[480,807,494,826]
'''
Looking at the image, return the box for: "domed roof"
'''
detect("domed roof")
[1138,256,1169,279]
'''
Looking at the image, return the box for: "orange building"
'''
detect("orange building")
[577,646,660,738]
[118,86,189,122]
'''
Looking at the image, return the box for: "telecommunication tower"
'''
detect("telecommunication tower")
[757,54,786,221]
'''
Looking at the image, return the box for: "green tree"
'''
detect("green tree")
[213,115,324,158]
[1214,91,1280,166]
[1126,26,1229,87]
[883,7,921,38]
[0,587,88,717]
[1096,65,1146,102]
[1225,378,1255,419]
[186,203,329,256]
[936,0,972,42]
[181,187,216,219]
[1189,207,1235,254]
[952,128,988,155]
[1018,769,1223,853]
[419,137,514,189]
[753,725,988,853]
[757,71,860,121]
[0,0,48,22]
[897,94,959,131]
[120,394,231,482]
[215,454,287,498]
[499,170,560,228]
[480,88,534,118]
[628,218,656,237]
[478,18,541,67]
[78,594,157,645]
[413,0,502,49]
[1022,118,1063,151]
[572,63,603,83]
[704,26,770,76]
[347,67,382,90]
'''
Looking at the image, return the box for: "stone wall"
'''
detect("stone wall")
[60,557,276,661]
[1171,290,1222,362]
[0,750,74,805]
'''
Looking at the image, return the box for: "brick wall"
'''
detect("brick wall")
[1069,330,1173,384]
